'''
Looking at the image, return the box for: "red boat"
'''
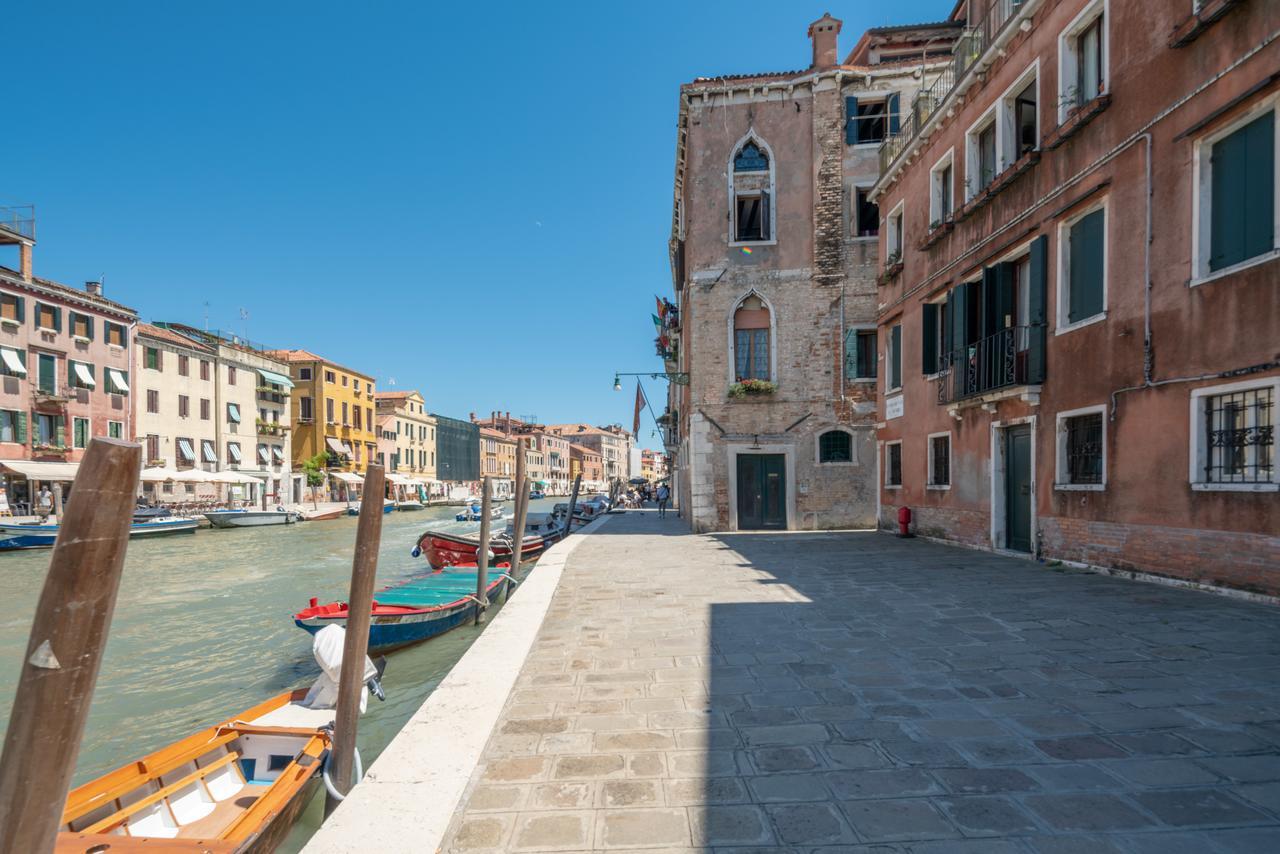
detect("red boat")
[415,528,566,570]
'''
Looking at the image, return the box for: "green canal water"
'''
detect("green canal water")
[0,499,560,851]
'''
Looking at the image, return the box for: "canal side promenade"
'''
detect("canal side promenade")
[325,510,1279,853]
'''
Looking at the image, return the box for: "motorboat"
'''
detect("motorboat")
[0,516,199,550]
[204,508,302,528]
[394,499,426,511]
[455,503,504,522]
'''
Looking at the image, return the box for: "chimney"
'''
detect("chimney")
[85,280,102,296]
[19,244,33,282]
[808,12,842,70]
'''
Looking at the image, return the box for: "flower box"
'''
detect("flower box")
[728,379,777,399]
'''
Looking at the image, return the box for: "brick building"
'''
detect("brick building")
[544,423,634,485]
[569,443,604,492]
[663,14,951,531]
[873,0,1279,592]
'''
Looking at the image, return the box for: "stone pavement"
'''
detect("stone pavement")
[440,509,1280,853]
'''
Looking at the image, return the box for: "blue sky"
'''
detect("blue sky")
[3,1,939,451]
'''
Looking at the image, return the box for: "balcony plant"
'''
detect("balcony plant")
[728,379,777,399]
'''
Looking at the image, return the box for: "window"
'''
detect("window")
[144,347,161,370]
[818,430,853,464]
[1191,380,1277,489]
[341,375,348,387]
[853,188,879,238]
[1056,407,1105,489]
[0,294,22,323]
[341,401,349,425]
[258,443,270,464]
[145,434,160,462]
[178,354,189,376]
[367,407,373,430]
[1007,74,1039,160]
[200,359,210,380]
[105,322,125,347]
[108,421,122,439]
[887,324,902,391]
[299,396,313,420]
[33,353,55,394]
[732,295,770,382]
[200,398,210,420]
[178,395,189,418]
[227,442,242,465]
[353,406,362,430]
[35,303,59,332]
[68,360,95,390]
[735,194,768,242]
[844,328,877,380]
[1058,204,1107,329]
[70,312,92,339]
[1058,0,1107,119]
[731,138,773,244]
[0,410,24,443]
[175,436,196,467]
[885,441,903,488]
[326,398,335,422]
[886,202,904,262]
[967,114,999,195]
[299,367,312,380]
[928,433,951,488]
[146,389,159,413]
[227,366,236,385]
[227,403,241,423]
[1195,105,1277,280]
[324,370,336,384]
[930,151,954,226]
[201,439,217,463]
[35,413,63,447]
[366,381,373,394]
[846,97,887,144]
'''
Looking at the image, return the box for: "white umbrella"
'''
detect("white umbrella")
[210,470,262,485]
[139,466,181,482]
[173,469,218,483]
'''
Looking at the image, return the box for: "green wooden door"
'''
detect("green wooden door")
[38,353,56,393]
[1004,425,1032,552]
[736,453,786,531]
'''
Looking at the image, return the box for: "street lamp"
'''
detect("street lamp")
[612,371,690,389]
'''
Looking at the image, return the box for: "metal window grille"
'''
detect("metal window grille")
[887,444,902,486]
[930,435,950,485]
[819,431,852,463]
[1204,387,1274,484]
[1065,413,1103,484]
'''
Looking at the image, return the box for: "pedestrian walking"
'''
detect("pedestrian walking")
[656,483,670,519]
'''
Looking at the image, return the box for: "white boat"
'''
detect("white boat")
[204,508,301,528]
[0,516,199,550]
[395,500,426,511]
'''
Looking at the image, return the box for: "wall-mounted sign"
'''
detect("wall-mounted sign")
[886,394,904,420]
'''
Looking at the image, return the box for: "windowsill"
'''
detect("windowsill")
[1191,481,1279,492]
[728,239,777,249]
[72,336,90,345]
[884,484,902,490]
[926,484,951,491]
[850,141,885,149]
[0,319,19,329]
[849,236,878,243]
[886,386,903,395]
[1189,249,1280,288]
[1055,483,1105,492]
[849,377,877,384]
[1055,311,1107,336]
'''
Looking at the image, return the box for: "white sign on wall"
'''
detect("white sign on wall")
[885,394,904,421]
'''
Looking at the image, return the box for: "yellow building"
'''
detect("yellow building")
[266,349,377,473]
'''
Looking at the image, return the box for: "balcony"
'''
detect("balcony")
[33,384,75,407]
[256,386,289,404]
[0,205,35,243]
[256,418,289,437]
[935,325,1044,407]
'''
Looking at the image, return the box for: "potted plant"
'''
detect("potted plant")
[728,379,778,399]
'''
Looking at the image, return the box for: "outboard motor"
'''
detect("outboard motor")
[302,624,388,712]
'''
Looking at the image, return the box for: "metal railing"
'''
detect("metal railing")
[0,205,35,241]
[935,324,1044,405]
[878,0,1028,177]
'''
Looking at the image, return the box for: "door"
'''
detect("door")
[1004,425,1032,552]
[736,453,786,531]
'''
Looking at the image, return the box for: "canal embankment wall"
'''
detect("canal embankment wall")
[301,514,614,853]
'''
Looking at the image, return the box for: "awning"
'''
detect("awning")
[257,445,270,464]
[202,441,217,463]
[227,403,242,423]
[386,473,414,485]
[1,348,27,376]
[73,362,96,388]
[107,369,129,393]
[209,470,261,485]
[257,368,294,389]
[173,468,215,483]
[227,444,242,463]
[330,471,363,485]
[0,460,80,481]
[177,439,196,462]
[325,437,347,455]
[272,446,285,463]
[139,466,180,482]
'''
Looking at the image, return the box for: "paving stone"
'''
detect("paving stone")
[690,804,776,846]
[1023,793,1156,831]
[1034,735,1128,760]
[1021,835,1127,853]
[839,797,959,842]
[530,782,594,809]
[597,808,690,848]
[484,756,550,783]
[745,772,829,802]
[914,719,1011,739]
[766,802,855,845]
[935,796,1039,836]
[594,731,676,751]
[601,780,661,808]
[1199,756,1280,783]
[667,749,737,778]
[730,707,801,727]
[750,746,821,773]
[956,737,1041,765]
[1236,781,1280,813]
[468,785,528,812]
[552,754,625,780]
[741,724,830,746]
[1105,758,1223,787]
[511,810,592,850]
[1133,788,1269,826]
[538,732,595,754]
[1208,827,1280,852]
[1024,762,1122,791]
[824,768,942,800]
[1119,832,1236,853]
[932,767,1040,795]
[1110,730,1202,756]
[663,777,750,806]
[880,740,967,767]
[575,714,648,732]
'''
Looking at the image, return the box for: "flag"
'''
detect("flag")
[633,381,647,437]
[652,313,663,329]
[656,296,666,318]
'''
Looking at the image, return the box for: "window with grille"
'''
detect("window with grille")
[929,434,950,486]
[818,430,852,463]
[886,442,902,487]
[1065,413,1103,484]
[1202,387,1274,484]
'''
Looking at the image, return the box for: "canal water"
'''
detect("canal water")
[0,498,562,850]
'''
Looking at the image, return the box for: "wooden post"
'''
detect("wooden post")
[563,474,582,536]
[324,463,385,816]
[511,440,527,547]
[507,476,532,603]
[0,439,141,853]
[474,476,493,625]
[51,481,64,522]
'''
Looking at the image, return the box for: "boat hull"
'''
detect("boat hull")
[0,517,199,550]
[395,501,426,511]
[419,528,561,570]
[204,511,299,528]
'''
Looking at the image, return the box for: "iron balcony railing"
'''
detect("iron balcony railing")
[879,0,1028,176]
[0,205,35,241]
[936,324,1044,405]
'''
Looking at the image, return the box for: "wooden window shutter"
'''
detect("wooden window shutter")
[942,291,955,364]
[15,412,25,444]
[760,190,771,240]
[843,328,857,379]
[845,97,858,144]
[1027,234,1048,381]
[980,266,1000,340]
[921,303,938,374]
[1211,112,1275,271]
[996,262,1016,330]
[949,285,968,352]
[14,297,23,323]
[887,93,900,135]
[56,416,66,448]
[1069,209,1105,322]
[890,324,902,389]
[53,307,62,333]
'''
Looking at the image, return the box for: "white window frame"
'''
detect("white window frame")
[1189,376,1280,492]
[999,60,1040,167]
[1190,96,1280,286]
[1057,0,1109,124]
[727,131,777,248]
[926,430,952,490]
[884,439,903,489]
[886,200,905,262]
[964,105,1001,200]
[1055,197,1109,335]
[924,294,947,379]
[726,289,777,387]
[848,323,878,383]
[815,426,859,467]
[1055,404,1107,491]
[108,420,124,439]
[929,149,955,226]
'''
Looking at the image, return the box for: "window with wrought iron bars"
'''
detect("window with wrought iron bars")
[1204,387,1274,483]
[930,435,950,486]
[886,442,902,487]
[1065,413,1104,484]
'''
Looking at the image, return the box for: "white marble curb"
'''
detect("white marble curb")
[302,515,611,853]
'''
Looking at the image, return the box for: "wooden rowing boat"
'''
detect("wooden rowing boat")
[56,690,330,853]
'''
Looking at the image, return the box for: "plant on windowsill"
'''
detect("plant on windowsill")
[1045,92,1111,151]
[878,252,904,286]
[32,443,69,455]
[728,379,777,399]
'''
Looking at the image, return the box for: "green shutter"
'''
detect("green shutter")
[845,96,858,144]
[1028,235,1048,382]
[950,284,968,353]
[52,307,62,333]
[14,297,23,323]
[921,303,938,374]
[887,93,900,134]
[890,324,902,389]
[843,327,857,379]
[55,416,65,448]
[1211,112,1275,272]
[942,291,955,366]
[1069,208,1105,322]
[85,315,94,340]
[996,262,1017,330]
[15,412,25,444]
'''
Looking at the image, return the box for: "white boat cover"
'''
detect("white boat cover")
[301,625,378,714]
[330,471,363,485]
[0,460,80,480]
[107,369,129,393]
[73,362,96,388]
[1,348,27,376]
[257,367,295,389]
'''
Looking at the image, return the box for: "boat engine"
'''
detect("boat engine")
[302,624,387,712]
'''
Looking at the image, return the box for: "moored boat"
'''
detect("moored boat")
[204,508,301,528]
[415,526,563,570]
[394,499,426,511]
[0,516,199,550]
[294,567,511,653]
[454,503,504,522]
[300,507,344,521]
[56,689,330,852]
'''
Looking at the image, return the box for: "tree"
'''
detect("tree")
[301,452,329,510]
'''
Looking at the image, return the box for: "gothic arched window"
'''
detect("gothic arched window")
[733,295,771,382]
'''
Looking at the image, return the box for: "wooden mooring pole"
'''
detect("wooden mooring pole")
[474,476,493,626]
[563,474,582,537]
[325,463,385,816]
[0,439,141,854]
[507,476,532,603]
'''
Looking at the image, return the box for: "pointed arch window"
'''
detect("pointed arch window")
[733,295,771,382]
[734,142,769,172]
[731,136,774,244]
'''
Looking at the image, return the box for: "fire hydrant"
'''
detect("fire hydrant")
[897,506,913,538]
